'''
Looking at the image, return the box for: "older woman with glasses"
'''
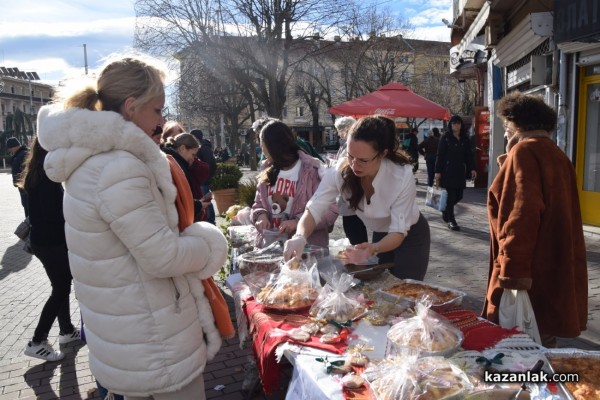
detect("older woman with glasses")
[483,91,587,348]
[284,116,430,280]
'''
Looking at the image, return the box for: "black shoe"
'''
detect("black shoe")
[442,210,448,223]
[448,222,460,231]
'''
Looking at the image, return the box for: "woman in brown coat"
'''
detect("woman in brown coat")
[482,92,588,348]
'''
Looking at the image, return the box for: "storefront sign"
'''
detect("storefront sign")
[554,0,600,43]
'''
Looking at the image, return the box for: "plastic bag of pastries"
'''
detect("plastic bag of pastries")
[253,257,321,310]
[364,353,472,400]
[386,302,463,357]
[309,272,367,323]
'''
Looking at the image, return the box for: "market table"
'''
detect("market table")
[225,271,552,399]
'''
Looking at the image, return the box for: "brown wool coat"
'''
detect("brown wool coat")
[483,136,588,338]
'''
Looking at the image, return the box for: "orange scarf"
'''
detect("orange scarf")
[167,155,235,339]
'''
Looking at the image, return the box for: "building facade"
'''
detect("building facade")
[0,67,53,152]
[448,0,600,226]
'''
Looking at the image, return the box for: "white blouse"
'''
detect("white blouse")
[307,158,420,235]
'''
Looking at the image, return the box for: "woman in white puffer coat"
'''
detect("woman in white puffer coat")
[37,55,228,400]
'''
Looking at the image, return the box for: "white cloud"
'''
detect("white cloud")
[412,26,451,42]
[1,18,136,39]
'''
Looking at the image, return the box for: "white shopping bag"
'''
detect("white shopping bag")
[499,289,542,344]
[425,186,447,211]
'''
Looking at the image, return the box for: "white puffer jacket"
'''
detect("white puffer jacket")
[37,105,228,396]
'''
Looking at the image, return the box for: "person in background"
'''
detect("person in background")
[251,120,337,248]
[191,129,217,225]
[7,137,29,217]
[37,54,227,399]
[160,120,185,146]
[284,116,430,281]
[163,133,211,222]
[418,127,441,187]
[482,92,587,348]
[334,116,368,245]
[20,137,80,362]
[435,115,476,231]
[403,128,419,176]
[295,131,325,163]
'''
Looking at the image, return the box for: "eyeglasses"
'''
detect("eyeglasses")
[347,152,379,167]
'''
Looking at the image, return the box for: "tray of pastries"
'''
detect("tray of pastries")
[545,349,600,400]
[378,279,466,311]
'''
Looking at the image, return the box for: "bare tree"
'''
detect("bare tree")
[135,0,347,120]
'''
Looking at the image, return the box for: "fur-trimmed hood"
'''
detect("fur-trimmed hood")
[38,105,179,227]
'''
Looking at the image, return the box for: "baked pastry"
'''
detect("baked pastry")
[370,357,469,400]
[384,282,460,305]
[547,356,600,400]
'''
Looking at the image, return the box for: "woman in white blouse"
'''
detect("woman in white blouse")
[283,116,430,280]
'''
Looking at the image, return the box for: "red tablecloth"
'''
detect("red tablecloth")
[242,298,526,397]
[244,298,347,394]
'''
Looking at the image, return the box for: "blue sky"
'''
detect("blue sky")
[0,0,453,85]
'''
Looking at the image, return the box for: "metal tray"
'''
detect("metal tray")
[544,349,600,400]
[377,279,466,311]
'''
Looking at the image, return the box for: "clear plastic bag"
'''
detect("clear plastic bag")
[253,258,321,310]
[365,355,472,400]
[309,272,366,323]
[386,302,463,357]
[227,225,258,248]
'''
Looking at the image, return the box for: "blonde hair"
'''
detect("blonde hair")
[161,120,185,144]
[55,54,166,113]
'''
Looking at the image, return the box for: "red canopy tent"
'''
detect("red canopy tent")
[328,82,450,121]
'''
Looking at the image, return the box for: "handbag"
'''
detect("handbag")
[14,217,31,240]
[499,289,542,344]
[425,186,447,211]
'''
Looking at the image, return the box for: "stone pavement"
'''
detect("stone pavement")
[1,164,599,400]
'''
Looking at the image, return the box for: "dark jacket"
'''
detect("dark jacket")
[435,131,474,189]
[403,134,419,163]
[163,147,209,221]
[483,136,587,338]
[28,172,66,247]
[418,136,439,158]
[11,146,28,187]
[196,139,217,179]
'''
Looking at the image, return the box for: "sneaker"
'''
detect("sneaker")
[24,341,64,362]
[58,329,81,344]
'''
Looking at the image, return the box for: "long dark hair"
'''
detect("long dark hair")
[257,120,301,187]
[341,116,411,210]
[19,136,47,192]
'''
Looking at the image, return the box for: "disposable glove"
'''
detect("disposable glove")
[283,234,306,260]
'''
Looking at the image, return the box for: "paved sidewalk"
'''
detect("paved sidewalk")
[1,165,599,399]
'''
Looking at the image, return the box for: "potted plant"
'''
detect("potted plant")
[210,162,243,215]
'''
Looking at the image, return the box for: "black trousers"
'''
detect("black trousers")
[342,214,368,245]
[444,188,464,224]
[31,242,75,343]
[374,213,430,281]
[425,156,436,187]
[18,188,29,217]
